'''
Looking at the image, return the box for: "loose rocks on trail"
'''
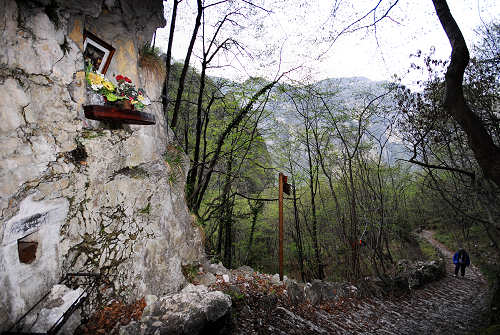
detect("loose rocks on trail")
[118,231,490,334]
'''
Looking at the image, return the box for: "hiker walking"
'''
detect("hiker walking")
[453,249,470,277]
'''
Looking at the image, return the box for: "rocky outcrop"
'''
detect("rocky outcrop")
[0,0,203,330]
[119,285,232,335]
[393,258,447,289]
[284,279,359,306]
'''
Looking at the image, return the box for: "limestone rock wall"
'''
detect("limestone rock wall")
[0,0,204,329]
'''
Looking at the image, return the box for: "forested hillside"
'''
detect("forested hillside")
[162,27,499,284]
[158,14,500,330]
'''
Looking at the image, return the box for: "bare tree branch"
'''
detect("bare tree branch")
[432,0,500,186]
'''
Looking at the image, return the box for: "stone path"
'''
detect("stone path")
[305,230,491,334]
[233,230,491,335]
[116,231,492,335]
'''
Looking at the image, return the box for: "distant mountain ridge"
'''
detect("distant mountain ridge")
[261,76,408,162]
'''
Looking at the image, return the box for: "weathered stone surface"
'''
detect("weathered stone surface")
[236,265,255,274]
[285,279,305,305]
[57,0,104,17]
[275,307,328,334]
[118,0,166,46]
[142,294,158,316]
[0,195,69,328]
[120,284,232,335]
[52,38,84,85]
[303,279,356,305]
[19,284,84,334]
[393,258,446,290]
[233,265,255,281]
[0,78,29,134]
[204,261,230,276]
[271,273,281,285]
[29,11,65,43]
[0,0,204,332]
[198,272,217,286]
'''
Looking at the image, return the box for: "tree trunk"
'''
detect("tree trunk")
[216,221,223,258]
[245,200,264,266]
[223,195,235,269]
[347,158,360,279]
[432,0,500,187]
[171,0,202,129]
[305,123,324,280]
[186,61,207,205]
[222,151,234,268]
[162,0,179,125]
[291,174,306,282]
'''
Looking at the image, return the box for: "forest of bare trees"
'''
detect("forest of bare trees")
[158,0,499,315]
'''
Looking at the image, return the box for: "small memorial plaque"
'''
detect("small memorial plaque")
[10,212,47,236]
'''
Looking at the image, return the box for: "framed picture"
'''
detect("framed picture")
[83,30,115,75]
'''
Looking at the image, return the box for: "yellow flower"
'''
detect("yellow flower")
[102,81,114,91]
[87,72,103,85]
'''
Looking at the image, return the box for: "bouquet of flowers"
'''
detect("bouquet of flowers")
[85,65,151,110]
[115,75,151,110]
[85,64,118,102]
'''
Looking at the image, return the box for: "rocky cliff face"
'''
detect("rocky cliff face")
[0,0,204,330]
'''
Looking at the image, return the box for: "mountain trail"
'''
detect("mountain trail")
[229,230,491,334]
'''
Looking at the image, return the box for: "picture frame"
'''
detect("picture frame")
[83,30,115,75]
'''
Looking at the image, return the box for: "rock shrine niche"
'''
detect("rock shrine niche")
[18,230,39,264]
[83,30,156,125]
[0,195,69,323]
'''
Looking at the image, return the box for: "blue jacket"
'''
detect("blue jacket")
[453,250,470,266]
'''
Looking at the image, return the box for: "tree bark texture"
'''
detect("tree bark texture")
[432,0,500,187]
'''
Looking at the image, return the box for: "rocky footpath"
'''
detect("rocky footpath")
[115,231,490,335]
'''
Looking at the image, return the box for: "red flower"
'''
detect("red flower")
[125,77,132,83]
[116,75,124,81]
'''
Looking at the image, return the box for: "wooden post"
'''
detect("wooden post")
[279,172,284,281]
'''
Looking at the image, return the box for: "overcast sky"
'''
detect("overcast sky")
[155,0,499,84]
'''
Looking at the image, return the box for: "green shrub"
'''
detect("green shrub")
[418,238,440,261]
[181,264,200,283]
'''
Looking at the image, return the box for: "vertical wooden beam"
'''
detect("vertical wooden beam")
[279,172,284,281]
